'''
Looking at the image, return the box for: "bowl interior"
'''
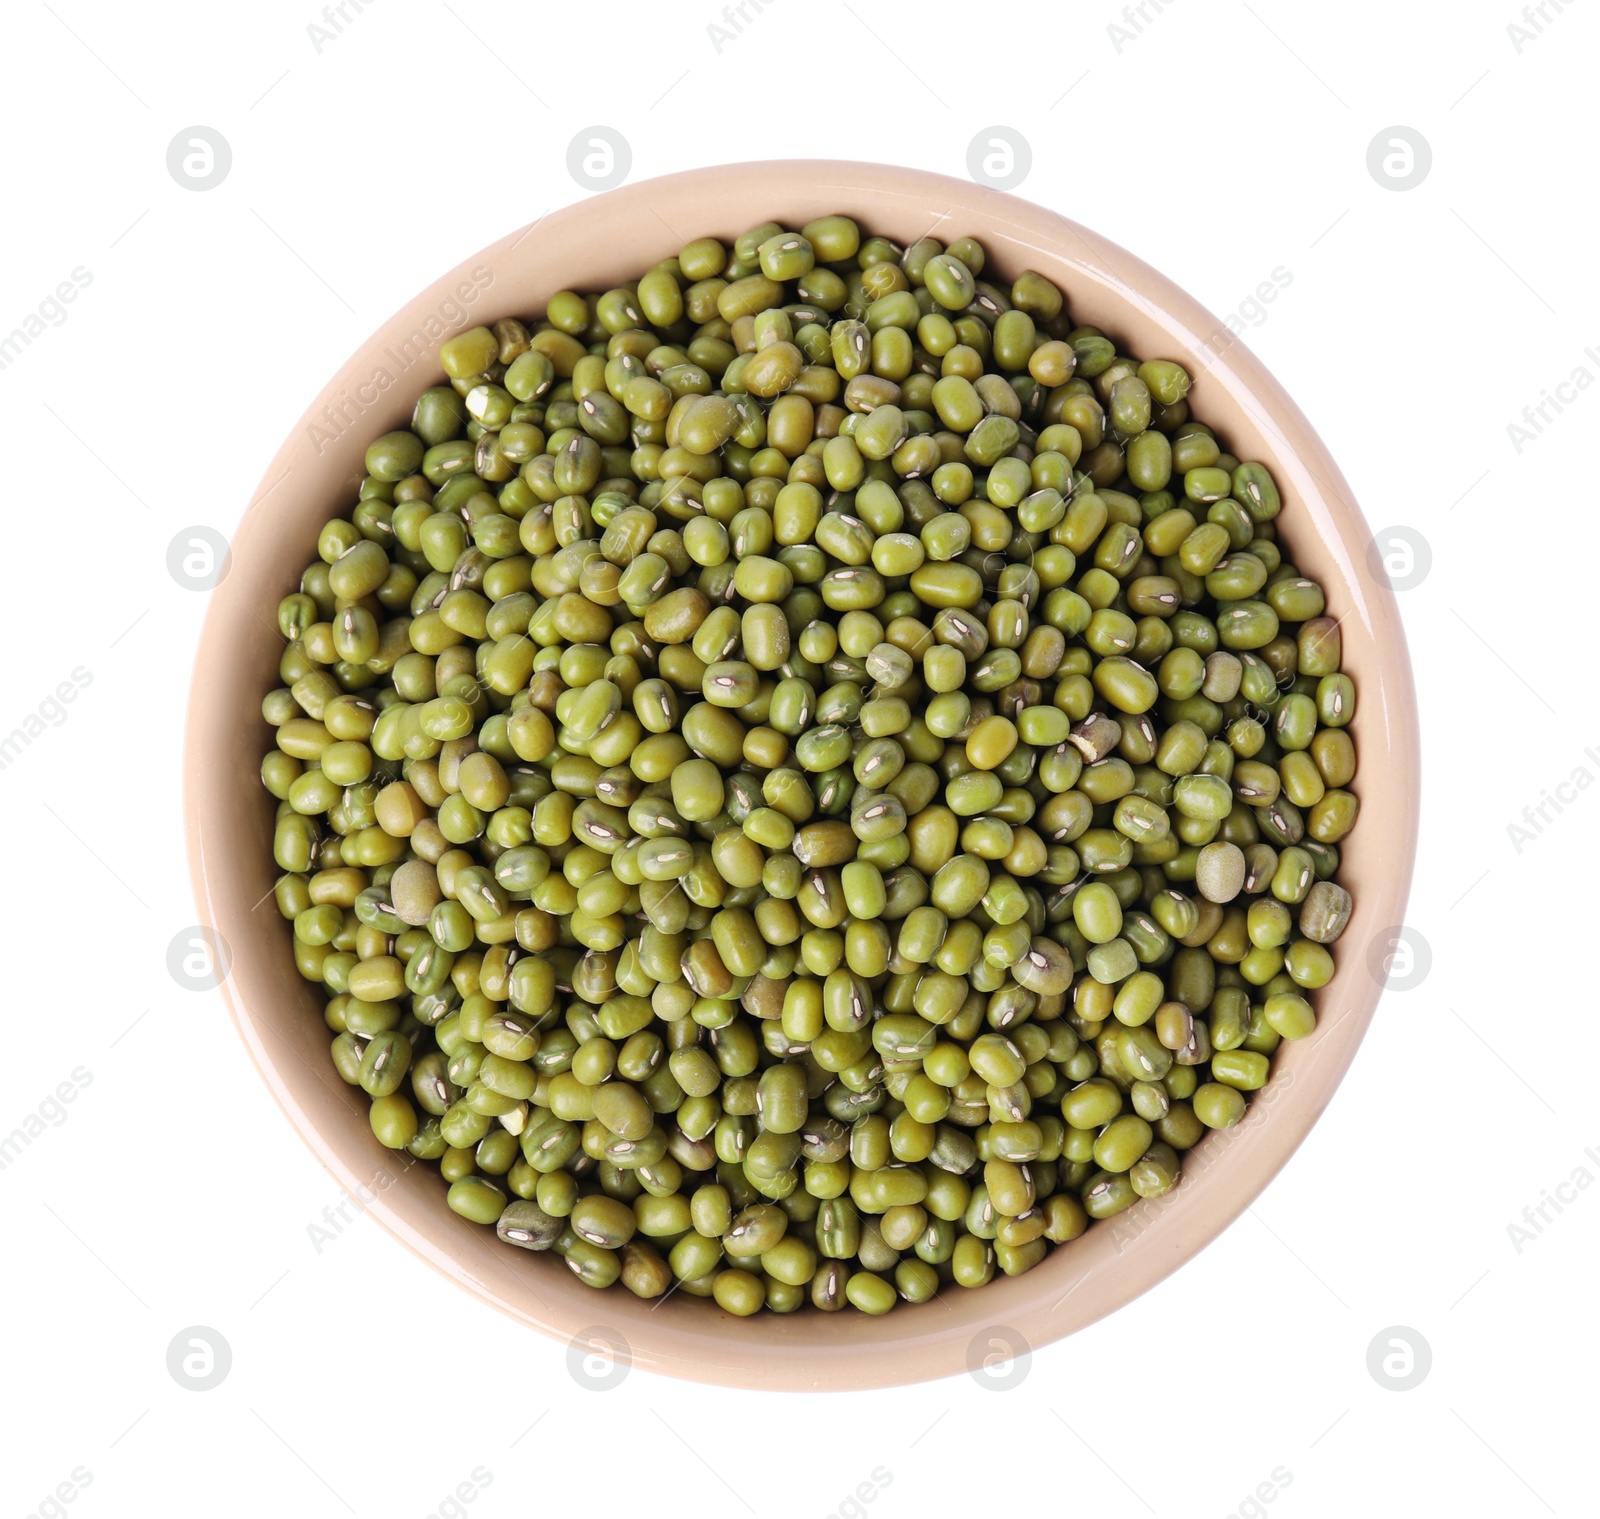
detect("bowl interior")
[186,161,1418,1390]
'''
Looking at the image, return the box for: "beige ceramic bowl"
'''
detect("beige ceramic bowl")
[185,160,1418,1390]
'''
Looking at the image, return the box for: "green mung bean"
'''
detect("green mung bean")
[263,214,1359,1318]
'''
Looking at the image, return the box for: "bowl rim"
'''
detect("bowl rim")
[185,158,1419,1391]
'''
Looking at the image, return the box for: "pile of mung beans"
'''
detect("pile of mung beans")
[262,215,1359,1317]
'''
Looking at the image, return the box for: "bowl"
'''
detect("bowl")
[184,159,1419,1390]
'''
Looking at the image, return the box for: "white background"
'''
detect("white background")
[1,2,1592,1516]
